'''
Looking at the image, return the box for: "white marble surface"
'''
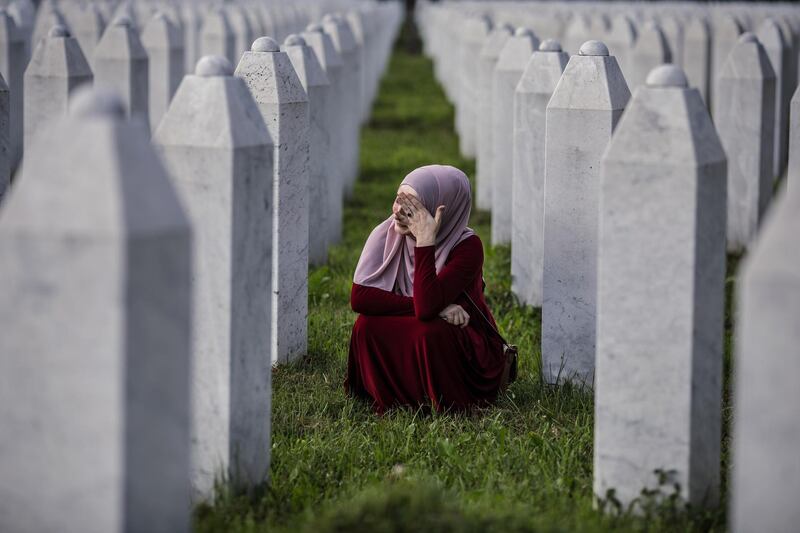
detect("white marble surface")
[235,38,310,365]
[595,65,726,509]
[475,24,511,211]
[0,88,191,533]
[200,8,235,66]
[790,86,800,186]
[0,10,25,169]
[627,22,670,89]
[542,40,630,386]
[756,18,789,179]
[715,33,775,252]
[682,16,711,104]
[731,184,800,533]
[511,40,567,307]
[142,12,184,134]
[283,34,331,266]
[491,28,538,245]
[23,25,93,153]
[154,56,273,501]
[93,17,149,131]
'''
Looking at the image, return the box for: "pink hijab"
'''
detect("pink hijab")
[353,165,476,296]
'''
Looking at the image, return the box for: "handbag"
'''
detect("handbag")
[460,291,518,392]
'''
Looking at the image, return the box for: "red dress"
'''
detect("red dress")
[345,235,506,413]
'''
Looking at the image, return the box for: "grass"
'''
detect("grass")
[194,18,735,532]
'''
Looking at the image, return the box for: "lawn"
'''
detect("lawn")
[194,18,733,532]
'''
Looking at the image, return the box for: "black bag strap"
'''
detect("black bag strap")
[460,290,510,347]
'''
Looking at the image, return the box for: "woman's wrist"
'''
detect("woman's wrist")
[415,232,436,247]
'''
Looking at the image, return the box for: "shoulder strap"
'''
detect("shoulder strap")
[461,290,509,346]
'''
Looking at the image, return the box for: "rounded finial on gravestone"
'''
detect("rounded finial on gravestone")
[306,23,323,33]
[112,14,133,27]
[514,27,533,38]
[48,24,69,38]
[284,34,306,47]
[579,40,609,56]
[195,55,233,77]
[645,64,688,88]
[251,36,279,53]
[738,32,758,44]
[69,86,126,119]
[539,39,562,52]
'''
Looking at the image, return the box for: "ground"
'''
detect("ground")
[194,20,735,532]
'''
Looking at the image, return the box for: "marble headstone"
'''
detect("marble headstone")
[542,40,630,386]
[595,65,726,509]
[491,27,538,245]
[511,39,568,307]
[0,87,191,533]
[154,55,273,500]
[715,33,775,252]
[142,12,184,134]
[235,37,310,365]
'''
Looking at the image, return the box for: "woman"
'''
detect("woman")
[346,164,507,413]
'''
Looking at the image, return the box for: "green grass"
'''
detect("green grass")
[194,19,734,532]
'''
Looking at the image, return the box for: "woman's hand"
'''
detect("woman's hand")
[395,192,445,247]
[439,304,469,328]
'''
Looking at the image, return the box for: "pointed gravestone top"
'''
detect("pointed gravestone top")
[479,23,513,61]
[302,23,342,70]
[580,40,609,56]
[539,39,562,52]
[195,55,232,77]
[721,33,775,81]
[646,64,688,87]
[251,36,279,53]
[282,33,329,90]
[496,28,539,71]
[48,23,68,37]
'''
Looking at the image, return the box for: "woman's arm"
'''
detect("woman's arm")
[351,283,415,316]
[413,236,483,320]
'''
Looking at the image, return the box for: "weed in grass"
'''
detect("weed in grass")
[193,18,734,533]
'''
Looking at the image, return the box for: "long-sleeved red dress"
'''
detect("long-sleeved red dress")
[345,234,506,413]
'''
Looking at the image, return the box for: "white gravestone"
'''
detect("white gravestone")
[711,14,742,117]
[200,8,235,66]
[66,3,104,65]
[790,86,800,186]
[683,16,711,105]
[627,21,671,89]
[235,37,309,365]
[542,40,630,386]
[180,2,202,74]
[283,34,331,266]
[154,55,273,500]
[511,39,568,307]
[323,14,360,196]
[458,16,491,159]
[756,18,789,180]
[227,5,254,60]
[716,33,775,252]
[491,27,538,245]
[0,73,7,196]
[142,12,184,134]
[23,25,92,153]
[731,184,800,533]
[303,23,345,246]
[0,10,24,169]
[93,16,149,131]
[606,15,637,79]
[476,24,512,211]
[595,65,726,509]
[0,87,192,533]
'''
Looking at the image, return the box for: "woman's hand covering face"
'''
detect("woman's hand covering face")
[394,192,445,247]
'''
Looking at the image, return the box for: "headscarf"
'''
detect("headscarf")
[353,165,475,296]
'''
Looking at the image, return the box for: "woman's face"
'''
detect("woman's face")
[392,184,418,236]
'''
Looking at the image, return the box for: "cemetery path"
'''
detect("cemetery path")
[194,19,730,533]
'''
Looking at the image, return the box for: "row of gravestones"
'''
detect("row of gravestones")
[418,1,800,530]
[0,1,403,532]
